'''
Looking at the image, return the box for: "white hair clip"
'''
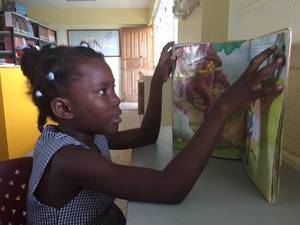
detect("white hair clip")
[35,90,43,98]
[47,72,55,81]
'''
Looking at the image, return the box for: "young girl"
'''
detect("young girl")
[21,42,283,225]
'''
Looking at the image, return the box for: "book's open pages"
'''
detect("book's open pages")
[245,29,291,203]
[172,28,292,203]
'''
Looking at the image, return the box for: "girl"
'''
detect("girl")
[21,42,283,225]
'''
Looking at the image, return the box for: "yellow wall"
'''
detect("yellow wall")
[0,72,8,159]
[229,0,300,171]
[28,7,148,26]
[0,67,40,160]
[178,6,202,43]
[201,0,229,42]
[178,0,229,43]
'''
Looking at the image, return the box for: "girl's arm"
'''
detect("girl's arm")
[54,47,284,203]
[107,42,175,149]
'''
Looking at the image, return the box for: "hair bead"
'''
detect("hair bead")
[49,44,57,49]
[47,72,55,81]
[35,90,43,98]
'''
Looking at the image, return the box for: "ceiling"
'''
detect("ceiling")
[15,0,151,8]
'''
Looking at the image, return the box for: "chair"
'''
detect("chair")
[0,157,33,225]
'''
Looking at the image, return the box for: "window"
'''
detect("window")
[153,0,178,65]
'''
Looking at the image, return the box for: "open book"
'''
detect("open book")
[172,29,292,203]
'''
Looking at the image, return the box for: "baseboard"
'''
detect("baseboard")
[283,151,300,172]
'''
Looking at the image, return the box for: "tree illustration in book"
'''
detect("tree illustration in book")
[172,29,291,203]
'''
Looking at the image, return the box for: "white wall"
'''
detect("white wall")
[229,0,300,170]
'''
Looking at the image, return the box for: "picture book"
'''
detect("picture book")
[172,28,292,203]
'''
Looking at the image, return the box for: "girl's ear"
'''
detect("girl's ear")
[51,97,74,119]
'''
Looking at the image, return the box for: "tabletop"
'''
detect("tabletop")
[126,127,300,225]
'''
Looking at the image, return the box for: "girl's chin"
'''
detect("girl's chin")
[105,124,120,135]
[97,122,121,135]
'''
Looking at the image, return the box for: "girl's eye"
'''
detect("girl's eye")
[97,89,106,96]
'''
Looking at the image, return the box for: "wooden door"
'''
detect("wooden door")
[121,27,153,102]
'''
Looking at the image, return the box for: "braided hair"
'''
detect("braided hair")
[20,45,105,132]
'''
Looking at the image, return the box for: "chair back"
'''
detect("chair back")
[0,157,33,225]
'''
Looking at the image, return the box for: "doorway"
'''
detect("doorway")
[120,27,153,102]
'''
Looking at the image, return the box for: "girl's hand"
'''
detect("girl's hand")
[217,46,285,115]
[153,41,176,84]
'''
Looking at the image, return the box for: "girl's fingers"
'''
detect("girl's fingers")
[168,48,173,57]
[245,46,277,76]
[162,41,175,54]
[253,85,284,99]
[254,57,284,84]
[158,42,175,64]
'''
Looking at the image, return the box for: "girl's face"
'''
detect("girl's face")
[67,58,121,135]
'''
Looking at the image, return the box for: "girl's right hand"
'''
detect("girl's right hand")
[217,46,285,115]
[153,41,175,84]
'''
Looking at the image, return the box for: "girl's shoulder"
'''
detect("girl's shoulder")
[38,125,88,148]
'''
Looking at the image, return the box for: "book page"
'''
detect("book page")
[245,29,292,203]
[172,41,250,159]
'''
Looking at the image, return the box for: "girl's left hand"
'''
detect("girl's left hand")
[153,41,176,84]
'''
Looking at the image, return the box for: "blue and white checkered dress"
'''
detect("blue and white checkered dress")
[27,125,125,225]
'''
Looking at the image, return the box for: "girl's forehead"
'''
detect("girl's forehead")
[77,59,115,84]
[79,58,109,72]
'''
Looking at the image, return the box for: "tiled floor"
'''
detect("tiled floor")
[110,109,143,217]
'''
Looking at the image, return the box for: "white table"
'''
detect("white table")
[127,127,300,225]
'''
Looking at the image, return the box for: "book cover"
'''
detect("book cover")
[172,28,291,203]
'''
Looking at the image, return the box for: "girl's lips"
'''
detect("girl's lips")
[112,110,122,124]
[112,115,122,124]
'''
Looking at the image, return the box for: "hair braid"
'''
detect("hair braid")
[37,110,47,132]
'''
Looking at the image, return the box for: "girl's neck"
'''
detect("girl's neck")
[58,125,95,148]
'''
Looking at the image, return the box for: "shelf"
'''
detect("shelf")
[13,31,39,41]
[0,31,11,36]
[0,30,39,41]
[0,50,13,56]
[38,23,55,32]
[0,11,57,64]
[39,39,56,44]
[10,11,38,24]
[0,31,51,43]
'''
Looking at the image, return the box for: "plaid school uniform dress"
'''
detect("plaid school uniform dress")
[27,125,125,225]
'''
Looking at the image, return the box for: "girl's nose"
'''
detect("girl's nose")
[113,95,121,106]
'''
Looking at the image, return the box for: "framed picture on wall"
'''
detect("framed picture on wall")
[67,29,120,57]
